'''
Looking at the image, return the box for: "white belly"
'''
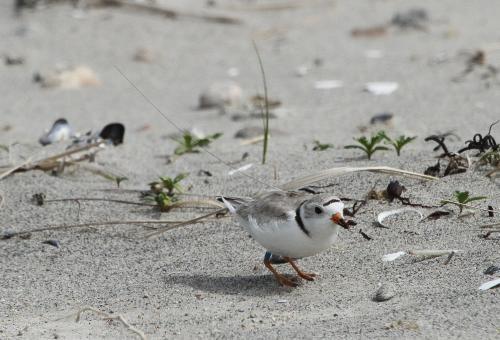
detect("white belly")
[236,215,339,258]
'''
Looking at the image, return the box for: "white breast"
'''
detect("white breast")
[236,213,339,258]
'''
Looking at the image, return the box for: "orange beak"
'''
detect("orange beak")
[331,212,351,230]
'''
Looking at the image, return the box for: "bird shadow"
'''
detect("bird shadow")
[163,272,300,296]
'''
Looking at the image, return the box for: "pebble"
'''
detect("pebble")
[373,284,396,302]
[484,265,500,275]
[199,81,243,109]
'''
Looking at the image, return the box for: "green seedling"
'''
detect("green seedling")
[440,191,488,213]
[312,140,334,151]
[383,135,417,156]
[345,131,389,160]
[174,132,222,156]
[154,192,175,211]
[149,173,188,197]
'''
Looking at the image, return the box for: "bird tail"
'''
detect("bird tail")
[216,195,250,214]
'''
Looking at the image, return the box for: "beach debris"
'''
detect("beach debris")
[382,249,459,262]
[73,306,146,340]
[359,229,372,240]
[345,131,389,160]
[198,170,212,177]
[386,180,406,202]
[478,278,500,291]
[370,113,393,126]
[384,320,419,331]
[199,81,243,109]
[382,251,407,262]
[443,251,455,265]
[373,284,395,302]
[364,82,399,95]
[424,161,441,177]
[32,193,46,206]
[173,132,222,156]
[34,65,100,89]
[42,239,60,248]
[99,123,125,146]
[228,163,253,176]
[453,50,498,84]
[351,25,387,38]
[487,206,494,217]
[314,80,343,90]
[133,47,155,63]
[250,94,281,110]
[1,229,15,240]
[279,166,436,191]
[4,54,25,65]
[234,127,265,139]
[391,8,428,30]
[312,140,333,151]
[458,120,498,155]
[484,266,500,275]
[376,208,423,228]
[423,210,451,221]
[39,118,73,146]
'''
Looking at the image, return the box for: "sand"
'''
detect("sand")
[0,0,499,339]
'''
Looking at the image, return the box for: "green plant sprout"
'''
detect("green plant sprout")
[345,131,389,160]
[312,140,334,151]
[147,173,188,211]
[383,134,417,156]
[173,132,222,156]
[440,191,488,213]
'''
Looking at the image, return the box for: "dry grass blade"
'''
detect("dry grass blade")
[0,157,33,181]
[478,222,500,228]
[145,208,228,238]
[5,220,205,238]
[74,306,146,340]
[279,166,436,191]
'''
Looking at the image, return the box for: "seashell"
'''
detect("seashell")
[199,81,243,109]
[35,65,100,89]
[99,123,125,145]
[478,278,500,291]
[376,208,423,228]
[228,163,253,176]
[373,284,396,302]
[382,251,407,262]
[42,239,60,248]
[39,118,73,146]
[314,80,343,90]
[365,82,399,95]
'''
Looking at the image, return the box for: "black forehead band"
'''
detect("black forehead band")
[323,198,340,206]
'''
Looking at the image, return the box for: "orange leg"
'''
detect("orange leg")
[264,259,297,287]
[284,257,316,281]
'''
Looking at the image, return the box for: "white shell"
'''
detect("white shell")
[478,278,500,291]
[365,82,399,95]
[228,163,253,176]
[377,208,423,228]
[382,251,407,262]
[314,80,344,90]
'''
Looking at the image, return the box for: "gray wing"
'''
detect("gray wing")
[236,191,309,225]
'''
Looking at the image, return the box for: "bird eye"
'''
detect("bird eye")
[314,207,323,214]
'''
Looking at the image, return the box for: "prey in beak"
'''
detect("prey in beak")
[330,212,353,230]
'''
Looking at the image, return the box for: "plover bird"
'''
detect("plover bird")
[222,190,351,287]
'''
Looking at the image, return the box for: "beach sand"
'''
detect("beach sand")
[0,0,499,338]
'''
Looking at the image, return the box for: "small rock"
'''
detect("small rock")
[133,48,156,63]
[391,8,428,29]
[484,265,500,275]
[373,284,395,302]
[234,126,264,139]
[42,239,60,248]
[314,80,343,90]
[364,82,399,95]
[386,180,406,201]
[34,65,100,89]
[199,81,243,109]
[4,55,25,65]
[370,112,394,125]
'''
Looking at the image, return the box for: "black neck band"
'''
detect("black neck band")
[295,201,310,237]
